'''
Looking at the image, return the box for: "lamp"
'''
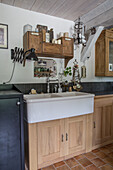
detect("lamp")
[11,47,38,66]
[73,17,86,47]
[23,48,38,66]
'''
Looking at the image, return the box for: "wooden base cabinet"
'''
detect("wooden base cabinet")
[93,95,113,149]
[26,114,93,170]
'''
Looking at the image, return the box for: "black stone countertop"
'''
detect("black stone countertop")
[0,84,23,99]
[1,82,113,97]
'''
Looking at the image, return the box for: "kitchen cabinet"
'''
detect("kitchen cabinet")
[66,116,86,156]
[26,114,92,170]
[93,95,113,149]
[95,29,113,76]
[23,31,74,67]
[0,89,24,170]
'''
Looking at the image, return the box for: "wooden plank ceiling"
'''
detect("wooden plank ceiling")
[1,0,107,21]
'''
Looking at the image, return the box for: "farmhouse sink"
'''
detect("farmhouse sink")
[24,92,94,123]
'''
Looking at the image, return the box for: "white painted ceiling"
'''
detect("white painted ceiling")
[0,0,107,21]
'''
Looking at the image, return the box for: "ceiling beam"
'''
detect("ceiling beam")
[81,0,113,29]
[1,0,14,5]
[86,7,113,29]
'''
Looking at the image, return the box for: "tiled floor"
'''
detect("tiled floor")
[38,143,113,170]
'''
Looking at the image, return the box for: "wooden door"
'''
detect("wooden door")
[65,116,86,156]
[93,99,103,146]
[93,98,113,147]
[37,119,64,166]
[102,100,113,142]
[105,37,113,76]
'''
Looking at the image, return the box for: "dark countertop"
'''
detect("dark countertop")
[0,90,23,99]
[0,84,23,99]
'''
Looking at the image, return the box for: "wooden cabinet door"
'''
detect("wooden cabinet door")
[93,98,113,147]
[102,100,113,143]
[37,119,64,166]
[65,116,86,156]
[105,37,113,76]
[93,99,103,146]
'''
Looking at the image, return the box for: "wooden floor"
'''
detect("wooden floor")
[26,143,113,170]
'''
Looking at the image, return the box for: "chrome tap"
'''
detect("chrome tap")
[46,76,62,93]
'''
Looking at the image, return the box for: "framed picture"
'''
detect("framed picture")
[0,24,8,49]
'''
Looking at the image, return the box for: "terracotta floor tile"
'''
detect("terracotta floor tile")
[109,152,113,158]
[42,165,55,170]
[56,165,70,170]
[65,158,78,168]
[95,151,108,159]
[54,161,65,168]
[71,165,85,170]
[106,144,113,150]
[100,164,113,170]
[78,158,92,167]
[74,154,85,160]
[86,164,99,170]
[91,158,106,167]
[84,152,97,160]
[104,157,113,167]
[100,147,111,154]
[92,149,100,153]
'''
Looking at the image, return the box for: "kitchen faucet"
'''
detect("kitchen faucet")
[46,76,62,93]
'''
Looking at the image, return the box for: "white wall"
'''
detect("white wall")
[0,3,73,84]
[0,3,113,84]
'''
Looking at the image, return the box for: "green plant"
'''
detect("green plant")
[64,67,72,77]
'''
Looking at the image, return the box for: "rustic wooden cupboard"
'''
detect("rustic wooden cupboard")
[95,30,113,76]
[26,114,92,170]
[93,95,113,149]
[23,31,74,67]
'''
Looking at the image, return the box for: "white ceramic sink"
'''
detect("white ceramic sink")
[24,92,94,123]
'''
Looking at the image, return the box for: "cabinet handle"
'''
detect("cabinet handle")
[16,101,21,106]
[61,134,64,142]
[94,121,96,128]
[66,133,68,141]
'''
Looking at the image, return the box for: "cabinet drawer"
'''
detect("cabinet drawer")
[42,43,62,55]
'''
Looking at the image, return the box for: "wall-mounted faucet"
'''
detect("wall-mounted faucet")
[46,76,62,93]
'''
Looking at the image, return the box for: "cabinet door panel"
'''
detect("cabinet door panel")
[38,119,64,165]
[66,116,86,155]
[93,107,103,146]
[102,104,113,142]
[93,98,113,147]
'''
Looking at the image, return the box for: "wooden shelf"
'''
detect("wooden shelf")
[23,31,74,67]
